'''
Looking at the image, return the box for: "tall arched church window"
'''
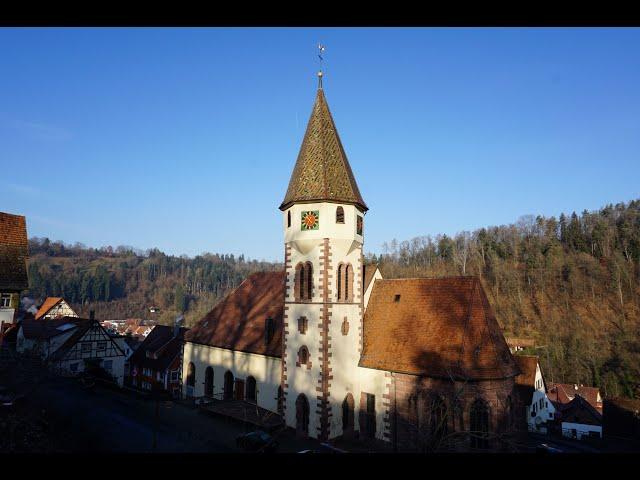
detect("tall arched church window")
[345,264,353,301]
[305,262,313,300]
[337,264,344,300]
[336,206,345,224]
[295,263,304,301]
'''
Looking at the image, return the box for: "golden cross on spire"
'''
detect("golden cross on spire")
[317,43,325,89]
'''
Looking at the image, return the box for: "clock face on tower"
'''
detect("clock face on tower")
[301,210,320,230]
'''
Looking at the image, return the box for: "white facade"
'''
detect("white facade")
[39,299,78,320]
[182,342,282,411]
[16,325,77,359]
[526,362,556,434]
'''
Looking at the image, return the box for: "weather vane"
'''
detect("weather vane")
[317,43,325,88]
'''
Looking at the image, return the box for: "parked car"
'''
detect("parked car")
[236,430,279,452]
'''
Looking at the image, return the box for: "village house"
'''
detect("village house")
[513,355,556,434]
[546,382,603,440]
[181,75,522,451]
[602,397,640,449]
[35,297,79,320]
[0,212,29,331]
[16,312,126,386]
[128,324,187,398]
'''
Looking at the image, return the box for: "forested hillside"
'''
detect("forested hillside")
[25,241,281,327]
[25,199,640,399]
[370,199,640,400]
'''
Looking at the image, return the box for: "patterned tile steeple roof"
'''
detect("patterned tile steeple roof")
[279,87,367,212]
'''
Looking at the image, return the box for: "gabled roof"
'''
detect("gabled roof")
[35,297,64,320]
[359,276,519,380]
[279,88,367,212]
[185,271,285,358]
[560,394,603,426]
[0,211,29,291]
[50,317,125,361]
[129,325,188,371]
[363,263,380,293]
[514,355,539,404]
[547,382,602,412]
[20,316,83,340]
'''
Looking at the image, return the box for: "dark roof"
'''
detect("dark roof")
[359,276,519,380]
[279,88,367,212]
[560,394,603,426]
[547,382,602,412]
[0,212,28,291]
[185,271,285,358]
[514,355,539,404]
[130,325,188,371]
[35,297,63,320]
[20,316,83,340]
[49,319,92,361]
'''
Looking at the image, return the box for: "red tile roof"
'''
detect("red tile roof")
[35,297,64,320]
[547,382,602,412]
[0,212,28,291]
[514,355,539,404]
[359,276,519,380]
[129,325,188,371]
[185,271,285,358]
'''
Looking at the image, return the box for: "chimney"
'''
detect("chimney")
[89,310,95,321]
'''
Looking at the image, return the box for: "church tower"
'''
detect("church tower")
[280,74,368,440]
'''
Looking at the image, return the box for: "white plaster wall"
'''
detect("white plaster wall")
[363,268,383,309]
[183,342,282,412]
[283,203,364,244]
[527,362,556,431]
[357,366,391,440]
[561,422,602,440]
[17,327,76,359]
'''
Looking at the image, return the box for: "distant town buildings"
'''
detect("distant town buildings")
[0,212,29,331]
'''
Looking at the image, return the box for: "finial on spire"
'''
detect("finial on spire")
[317,43,325,89]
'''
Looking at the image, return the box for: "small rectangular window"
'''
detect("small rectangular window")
[0,293,11,308]
[394,294,401,302]
[81,343,92,353]
[97,341,106,351]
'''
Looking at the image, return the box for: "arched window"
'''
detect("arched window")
[265,318,274,345]
[345,264,352,301]
[336,206,345,224]
[305,262,313,300]
[337,264,343,300]
[342,393,355,436]
[297,346,310,368]
[287,210,291,228]
[204,366,214,397]
[186,362,195,387]
[295,263,304,301]
[429,395,448,448]
[246,376,257,403]
[470,398,490,450]
[297,316,308,334]
[296,394,310,437]
[223,370,234,400]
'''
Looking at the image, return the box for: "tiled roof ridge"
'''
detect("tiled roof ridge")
[379,275,477,282]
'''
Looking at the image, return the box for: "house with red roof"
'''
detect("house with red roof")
[0,211,29,329]
[35,297,78,320]
[181,77,522,452]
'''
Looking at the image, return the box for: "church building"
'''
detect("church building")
[182,74,521,451]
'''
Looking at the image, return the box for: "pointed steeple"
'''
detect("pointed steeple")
[279,87,368,212]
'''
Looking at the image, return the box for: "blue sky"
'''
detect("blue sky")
[1,27,639,261]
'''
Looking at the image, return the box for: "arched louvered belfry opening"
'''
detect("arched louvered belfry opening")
[470,398,490,450]
[246,376,257,403]
[336,206,344,223]
[344,263,353,301]
[337,264,344,300]
[305,262,313,300]
[223,370,234,400]
[296,394,310,437]
[342,393,355,438]
[185,362,196,398]
[204,366,214,397]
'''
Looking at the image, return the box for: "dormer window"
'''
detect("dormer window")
[265,318,274,345]
[336,206,344,224]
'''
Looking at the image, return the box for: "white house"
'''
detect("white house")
[17,315,126,386]
[514,355,556,434]
[35,297,79,320]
